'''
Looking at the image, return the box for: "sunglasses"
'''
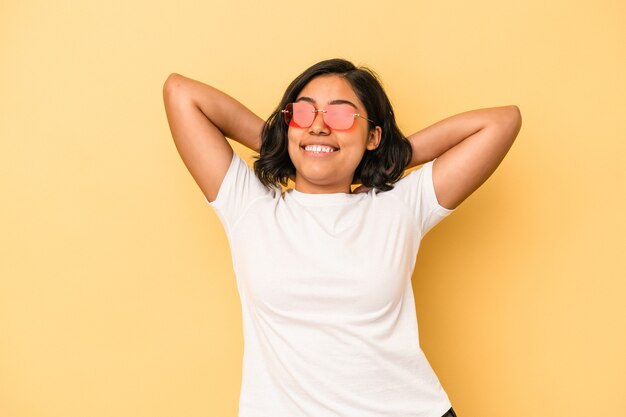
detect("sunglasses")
[281,101,374,130]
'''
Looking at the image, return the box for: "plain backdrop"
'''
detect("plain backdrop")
[1,1,624,416]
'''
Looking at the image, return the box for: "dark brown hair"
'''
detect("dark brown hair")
[254,58,412,191]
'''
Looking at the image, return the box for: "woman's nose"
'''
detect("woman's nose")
[309,110,330,135]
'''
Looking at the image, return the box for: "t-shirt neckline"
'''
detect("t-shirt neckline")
[287,188,366,205]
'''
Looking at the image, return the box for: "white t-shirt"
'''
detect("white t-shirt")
[206,152,455,417]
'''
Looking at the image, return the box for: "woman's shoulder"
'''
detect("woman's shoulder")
[374,161,435,195]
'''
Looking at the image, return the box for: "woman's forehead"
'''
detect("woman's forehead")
[296,75,364,108]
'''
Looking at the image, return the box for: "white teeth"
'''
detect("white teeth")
[304,145,336,153]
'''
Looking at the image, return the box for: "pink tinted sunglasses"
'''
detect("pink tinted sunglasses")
[281,101,374,130]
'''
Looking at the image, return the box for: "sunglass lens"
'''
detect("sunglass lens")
[291,101,315,127]
[324,104,355,130]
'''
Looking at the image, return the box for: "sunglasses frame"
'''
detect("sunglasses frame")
[281,101,375,130]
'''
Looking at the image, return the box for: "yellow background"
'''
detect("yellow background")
[1,0,624,416]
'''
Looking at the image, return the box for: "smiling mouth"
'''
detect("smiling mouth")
[302,145,339,153]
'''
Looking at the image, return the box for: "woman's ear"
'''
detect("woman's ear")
[366,126,382,151]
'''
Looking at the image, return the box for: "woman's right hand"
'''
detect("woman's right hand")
[162,73,264,202]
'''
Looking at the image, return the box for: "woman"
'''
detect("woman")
[163,58,521,417]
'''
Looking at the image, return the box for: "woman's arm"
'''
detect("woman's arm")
[406,105,522,209]
[163,73,264,202]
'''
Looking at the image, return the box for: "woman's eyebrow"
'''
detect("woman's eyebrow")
[328,99,357,109]
[295,96,316,104]
[295,96,358,109]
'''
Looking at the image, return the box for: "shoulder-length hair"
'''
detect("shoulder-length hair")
[253,58,412,191]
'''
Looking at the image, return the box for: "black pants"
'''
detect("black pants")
[441,407,457,417]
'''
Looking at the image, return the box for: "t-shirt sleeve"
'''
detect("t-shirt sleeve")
[388,158,455,237]
[205,152,274,233]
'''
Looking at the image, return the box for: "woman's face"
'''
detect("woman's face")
[287,74,381,194]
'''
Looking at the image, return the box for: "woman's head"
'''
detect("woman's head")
[254,58,412,192]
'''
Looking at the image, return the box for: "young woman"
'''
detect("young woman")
[163,59,521,417]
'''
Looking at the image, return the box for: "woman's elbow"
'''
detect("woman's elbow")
[498,105,522,139]
[506,105,522,127]
[163,73,187,96]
